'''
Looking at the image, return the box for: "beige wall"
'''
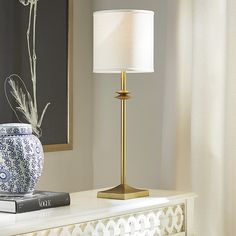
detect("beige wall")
[92,0,168,189]
[37,0,94,193]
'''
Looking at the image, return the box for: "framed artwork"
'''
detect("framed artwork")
[0,0,73,152]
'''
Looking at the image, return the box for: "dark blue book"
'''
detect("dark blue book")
[0,191,70,214]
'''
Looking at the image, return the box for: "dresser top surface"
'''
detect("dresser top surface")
[0,188,196,235]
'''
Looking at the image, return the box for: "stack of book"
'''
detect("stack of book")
[0,191,70,214]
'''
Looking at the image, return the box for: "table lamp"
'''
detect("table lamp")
[93,9,154,200]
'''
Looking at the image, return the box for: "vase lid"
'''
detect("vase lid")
[0,123,32,136]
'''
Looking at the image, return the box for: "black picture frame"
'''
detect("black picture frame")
[0,0,73,152]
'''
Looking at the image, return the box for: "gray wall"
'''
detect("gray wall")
[37,0,94,193]
[37,0,173,193]
[92,0,168,189]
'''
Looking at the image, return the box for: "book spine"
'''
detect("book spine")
[16,194,70,213]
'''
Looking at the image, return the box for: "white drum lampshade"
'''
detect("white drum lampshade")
[93,10,154,73]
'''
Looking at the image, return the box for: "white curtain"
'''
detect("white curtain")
[161,0,236,235]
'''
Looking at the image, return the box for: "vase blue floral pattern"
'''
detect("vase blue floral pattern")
[0,123,44,196]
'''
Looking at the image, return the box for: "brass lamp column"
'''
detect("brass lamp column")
[120,71,128,186]
[97,72,149,200]
[93,10,154,200]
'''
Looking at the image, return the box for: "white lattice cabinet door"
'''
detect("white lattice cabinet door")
[0,189,196,236]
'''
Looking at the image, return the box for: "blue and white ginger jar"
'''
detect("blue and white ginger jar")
[0,123,44,196]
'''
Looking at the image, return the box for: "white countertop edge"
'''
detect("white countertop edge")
[0,188,197,236]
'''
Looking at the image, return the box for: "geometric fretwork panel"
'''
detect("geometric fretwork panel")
[20,204,185,236]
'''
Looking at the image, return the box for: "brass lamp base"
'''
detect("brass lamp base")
[97,184,149,200]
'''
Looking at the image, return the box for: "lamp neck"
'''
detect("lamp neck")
[121,71,126,91]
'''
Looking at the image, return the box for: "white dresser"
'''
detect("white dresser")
[0,189,196,236]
